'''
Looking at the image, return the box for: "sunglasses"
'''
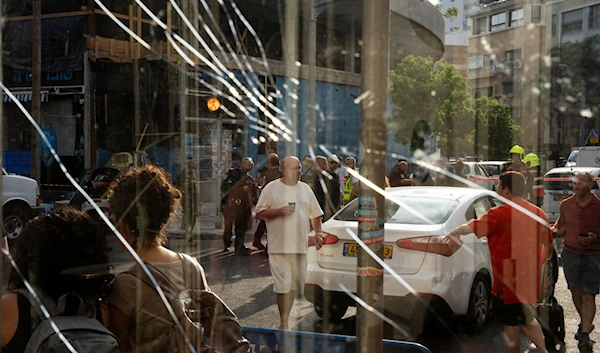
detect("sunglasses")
[575,171,594,183]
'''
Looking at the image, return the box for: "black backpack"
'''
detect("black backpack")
[14,289,120,353]
[124,253,250,353]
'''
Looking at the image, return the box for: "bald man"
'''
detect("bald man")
[255,156,324,330]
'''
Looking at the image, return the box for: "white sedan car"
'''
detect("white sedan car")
[304,187,497,330]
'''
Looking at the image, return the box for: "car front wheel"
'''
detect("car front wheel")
[4,205,29,241]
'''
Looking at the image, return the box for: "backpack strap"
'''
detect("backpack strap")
[13,288,58,319]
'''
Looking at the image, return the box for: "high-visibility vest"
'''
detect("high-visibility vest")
[342,175,354,203]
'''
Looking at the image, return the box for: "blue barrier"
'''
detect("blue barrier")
[241,327,432,353]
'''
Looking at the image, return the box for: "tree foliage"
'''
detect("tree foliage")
[389,55,522,159]
[472,96,523,160]
[389,55,474,157]
[435,5,459,18]
[522,35,600,155]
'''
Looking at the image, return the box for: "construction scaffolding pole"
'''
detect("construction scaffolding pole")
[357,1,390,353]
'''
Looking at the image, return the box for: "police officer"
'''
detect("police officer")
[524,153,544,207]
[221,157,258,255]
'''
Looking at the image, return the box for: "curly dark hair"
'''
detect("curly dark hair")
[7,208,109,301]
[107,165,181,249]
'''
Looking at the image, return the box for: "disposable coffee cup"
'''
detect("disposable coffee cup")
[288,202,296,209]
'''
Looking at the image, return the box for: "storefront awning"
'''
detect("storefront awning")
[3,91,49,103]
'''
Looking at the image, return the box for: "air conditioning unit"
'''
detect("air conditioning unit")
[513,59,523,69]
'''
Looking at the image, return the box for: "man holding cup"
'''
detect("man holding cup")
[255,156,324,330]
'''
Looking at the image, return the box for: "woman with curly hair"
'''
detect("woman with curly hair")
[0,208,110,352]
[105,165,208,352]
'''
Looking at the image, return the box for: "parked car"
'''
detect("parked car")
[305,186,558,332]
[304,187,496,330]
[69,167,120,212]
[3,168,45,240]
[542,167,600,223]
[449,161,496,190]
[479,161,509,179]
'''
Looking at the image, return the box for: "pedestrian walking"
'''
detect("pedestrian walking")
[222,157,258,255]
[301,156,326,210]
[255,156,324,330]
[551,171,600,352]
[179,157,200,244]
[341,157,360,205]
[253,154,282,251]
[449,172,551,353]
[324,154,341,220]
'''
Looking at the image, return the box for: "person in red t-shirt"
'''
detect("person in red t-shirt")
[449,171,551,353]
[551,171,600,352]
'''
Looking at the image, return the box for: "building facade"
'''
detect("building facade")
[467,0,547,155]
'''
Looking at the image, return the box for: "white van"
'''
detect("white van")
[542,167,600,222]
[565,146,600,167]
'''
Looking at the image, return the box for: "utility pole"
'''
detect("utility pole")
[357,1,389,353]
[284,0,298,157]
[31,0,41,182]
[308,0,316,150]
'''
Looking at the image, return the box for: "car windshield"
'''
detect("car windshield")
[335,197,458,224]
[482,164,500,176]
[567,150,579,163]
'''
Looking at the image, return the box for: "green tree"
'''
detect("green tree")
[522,35,600,156]
[389,55,474,157]
[436,5,459,18]
[472,96,523,160]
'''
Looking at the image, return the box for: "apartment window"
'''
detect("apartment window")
[552,14,557,36]
[503,82,514,95]
[510,8,524,27]
[487,87,494,97]
[474,17,487,34]
[505,48,522,61]
[590,4,600,29]
[491,12,507,31]
[562,9,583,34]
[532,6,541,24]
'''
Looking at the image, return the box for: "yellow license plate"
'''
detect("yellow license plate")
[554,194,570,201]
[343,243,393,259]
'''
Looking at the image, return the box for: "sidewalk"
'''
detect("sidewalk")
[164,202,261,241]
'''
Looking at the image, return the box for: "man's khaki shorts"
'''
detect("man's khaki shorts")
[268,253,308,294]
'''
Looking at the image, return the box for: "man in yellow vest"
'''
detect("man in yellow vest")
[342,157,360,205]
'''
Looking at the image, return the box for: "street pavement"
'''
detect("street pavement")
[160,231,600,353]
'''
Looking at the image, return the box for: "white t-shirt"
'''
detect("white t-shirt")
[255,180,323,254]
